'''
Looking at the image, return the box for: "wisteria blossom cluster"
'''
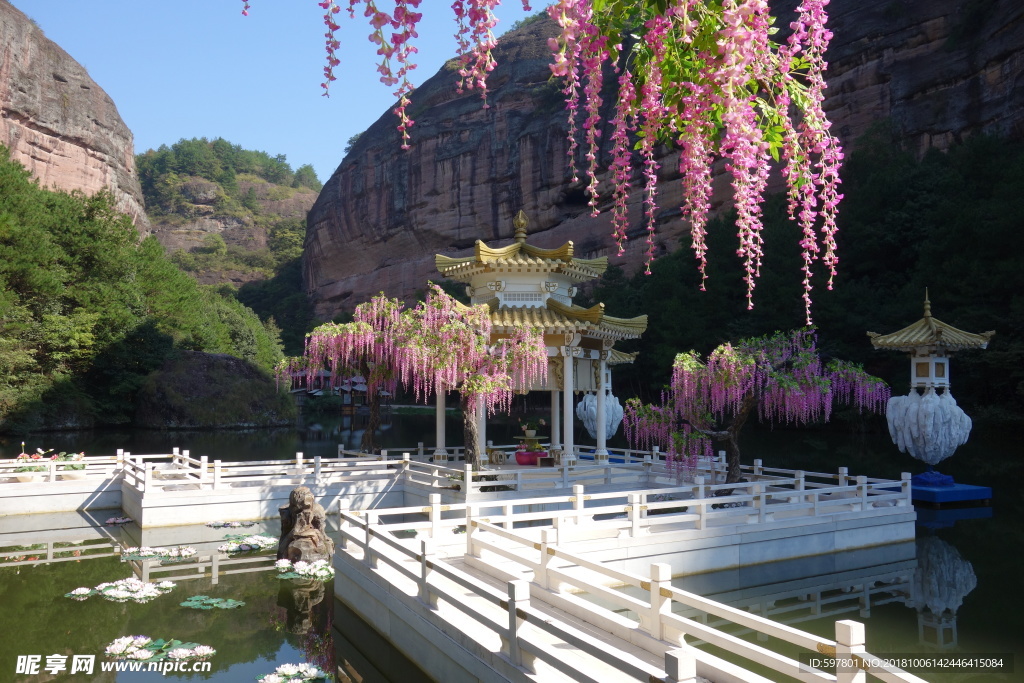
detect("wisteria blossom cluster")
[218,534,278,554]
[275,558,336,581]
[623,397,709,482]
[671,329,889,430]
[625,328,889,482]
[105,635,215,662]
[66,578,176,603]
[279,284,547,461]
[256,662,330,682]
[547,0,843,318]
[121,546,197,562]
[207,520,257,528]
[243,1,842,319]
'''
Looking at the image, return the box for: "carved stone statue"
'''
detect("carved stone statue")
[277,486,334,563]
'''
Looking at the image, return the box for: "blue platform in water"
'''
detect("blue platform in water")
[912,481,992,505]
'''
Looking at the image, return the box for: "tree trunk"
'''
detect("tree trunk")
[359,359,379,454]
[360,392,380,454]
[702,392,757,484]
[461,393,479,469]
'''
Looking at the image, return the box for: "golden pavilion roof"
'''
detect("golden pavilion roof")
[868,293,994,352]
[435,211,608,281]
[484,298,647,341]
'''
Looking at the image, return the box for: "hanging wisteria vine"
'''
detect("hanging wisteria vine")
[277,284,547,461]
[241,0,843,321]
[624,329,890,482]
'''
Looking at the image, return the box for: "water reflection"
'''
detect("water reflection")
[910,534,977,650]
[0,514,422,681]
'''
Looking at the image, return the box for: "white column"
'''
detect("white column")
[433,388,447,459]
[595,354,608,459]
[562,348,574,458]
[550,389,561,449]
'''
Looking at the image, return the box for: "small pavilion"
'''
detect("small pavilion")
[867,290,994,393]
[868,290,994,504]
[432,212,647,462]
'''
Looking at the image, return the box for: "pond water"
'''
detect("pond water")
[2,413,1020,681]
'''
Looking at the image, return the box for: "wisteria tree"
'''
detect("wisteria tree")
[285,284,547,466]
[243,0,843,322]
[625,329,890,483]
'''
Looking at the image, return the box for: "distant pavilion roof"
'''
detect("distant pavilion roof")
[867,292,994,352]
[435,211,608,282]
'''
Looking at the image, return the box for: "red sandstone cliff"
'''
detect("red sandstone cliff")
[0,0,148,229]
[305,1,1024,319]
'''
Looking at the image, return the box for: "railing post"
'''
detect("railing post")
[465,505,476,556]
[753,458,763,477]
[380,449,388,462]
[144,463,154,490]
[901,472,912,506]
[649,562,672,640]
[643,454,653,487]
[338,505,349,550]
[314,455,322,483]
[418,442,424,459]
[365,512,376,568]
[572,484,585,524]
[428,493,442,539]
[419,539,436,607]
[665,646,697,683]
[464,464,473,499]
[857,475,868,510]
[199,456,208,486]
[539,528,555,590]
[628,493,643,537]
[504,580,530,668]
[693,476,705,530]
[211,553,220,585]
[213,460,222,490]
[717,450,727,483]
[755,482,767,523]
[172,447,179,456]
[296,452,304,473]
[835,620,867,683]
[838,466,849,487]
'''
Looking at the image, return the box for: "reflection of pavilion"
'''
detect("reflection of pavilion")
[433,212,647,460]
[908,534,977,649]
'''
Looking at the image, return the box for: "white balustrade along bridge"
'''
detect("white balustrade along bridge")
[0,445,924,682]
[332,493,925,683]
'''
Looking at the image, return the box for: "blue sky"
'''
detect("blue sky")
[11,1,540,184]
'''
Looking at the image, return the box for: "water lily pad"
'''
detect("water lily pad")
[181,595,245,610]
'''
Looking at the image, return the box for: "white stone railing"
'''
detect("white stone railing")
[464,517,925,683]
[0,454,121,484]
[337,508,699,683]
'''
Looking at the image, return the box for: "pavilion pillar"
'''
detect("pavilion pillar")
[550,389,561,449]
[433,389,447,461]
[562,347,575,458]
[595,353,609,460]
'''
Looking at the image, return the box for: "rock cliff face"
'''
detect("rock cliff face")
[0,0,148,229]
[305,1,1024,319]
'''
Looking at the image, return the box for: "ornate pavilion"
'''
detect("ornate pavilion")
[867,290,994,393]
[432,212,647,462]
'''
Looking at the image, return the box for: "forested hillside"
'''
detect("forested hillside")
[136,137,321,354]
[590,131,1024,426]
[0,147,287,433]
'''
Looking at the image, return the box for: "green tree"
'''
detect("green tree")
[292,164,322,191]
